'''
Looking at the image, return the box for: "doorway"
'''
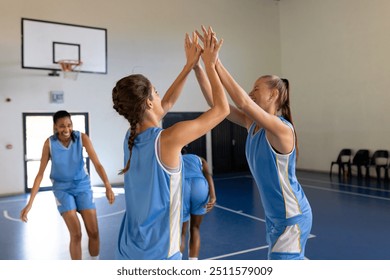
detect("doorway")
[162,112,207,159]
[23,112,89,192]
[211,119,249,174]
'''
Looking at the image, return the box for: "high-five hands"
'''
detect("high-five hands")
[185,32,202,69]
[197,25,223,66]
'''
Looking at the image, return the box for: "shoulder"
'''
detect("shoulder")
[73,130,82,137]
[80,132,93,146]
[279,116,293,129]
[43,137,51,147]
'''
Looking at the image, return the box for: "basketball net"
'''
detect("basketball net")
[58,60,82,80]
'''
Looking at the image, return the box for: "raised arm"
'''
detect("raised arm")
[160,32,202,117]
[20,139,50,222]
[160,27,229,168]
[193,62,249,129]
[216,60,294,153]
[214,59,267,126]
[82,133,115,204]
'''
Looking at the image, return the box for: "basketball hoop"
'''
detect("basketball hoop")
[58,59,83,80]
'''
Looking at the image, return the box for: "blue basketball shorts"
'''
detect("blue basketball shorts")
[182,177,209,223]
[52,178,96,214]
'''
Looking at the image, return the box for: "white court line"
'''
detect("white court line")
[3,210,21,222]
[214,173,390,201]
[214,204,265,222]
[205,235,316,260]
[3,208,126,222]
[208,204,316,260]
[301,183,390,201]
[205,245,269,260]
[97,209,125,218]
[215,204,316,236]
[299,176,390,194]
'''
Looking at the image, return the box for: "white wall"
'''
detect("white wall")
[0,0,281,196]
[279,0,390,171]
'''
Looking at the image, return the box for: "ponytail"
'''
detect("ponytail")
[280,78,298,158]
[263,76,299,158]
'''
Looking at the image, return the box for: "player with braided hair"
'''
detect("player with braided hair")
[112,27,229,260]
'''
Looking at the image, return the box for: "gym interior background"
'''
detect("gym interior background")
[1,0,389,197]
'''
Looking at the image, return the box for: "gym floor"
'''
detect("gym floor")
[1,169,390,260]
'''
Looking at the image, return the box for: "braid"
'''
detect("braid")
[112,74,152,174]
[119,120,138,174]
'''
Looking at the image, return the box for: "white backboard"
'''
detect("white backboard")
[22,18,107,74]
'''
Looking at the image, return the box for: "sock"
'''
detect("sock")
[90,255,99,260]
[188,257,198,260]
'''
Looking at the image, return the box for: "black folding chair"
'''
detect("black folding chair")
[330,149,353,177]
[368,150,389,180]
[350,149,370,179]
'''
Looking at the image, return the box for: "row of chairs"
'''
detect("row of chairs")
[330,149,389,180]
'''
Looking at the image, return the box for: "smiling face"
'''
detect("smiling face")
[249,77,276,112]
[54,116,73,141]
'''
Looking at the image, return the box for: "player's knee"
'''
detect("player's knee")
[88,228,99,240]
[70,231,82,242]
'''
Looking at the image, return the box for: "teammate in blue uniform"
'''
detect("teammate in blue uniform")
[180,154,215,260]
[194,26,312,260]
[112,27,229,260]
[20,110,115,260]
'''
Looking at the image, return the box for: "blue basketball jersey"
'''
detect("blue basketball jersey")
[245,117,311,225]
[182,154,203,179]
[116,127,183,260]
[49,130,88,184]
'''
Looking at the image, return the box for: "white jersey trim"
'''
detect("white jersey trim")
[154,130,182,175]
[271,224,302,253]
[154,130,182,258]
[168,172,182,258]
[264,122,301,219]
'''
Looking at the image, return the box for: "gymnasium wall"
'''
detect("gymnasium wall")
[279,0,390,171]
[0,0,281,196]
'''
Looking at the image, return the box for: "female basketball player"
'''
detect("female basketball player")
[180,154,215,260]
[112,27,229,260]
[20,110,115,260]
[194,26,312,260]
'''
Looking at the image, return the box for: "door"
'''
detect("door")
[162,112,207,159]
[211,119,249,174]
[23,112,89,192]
